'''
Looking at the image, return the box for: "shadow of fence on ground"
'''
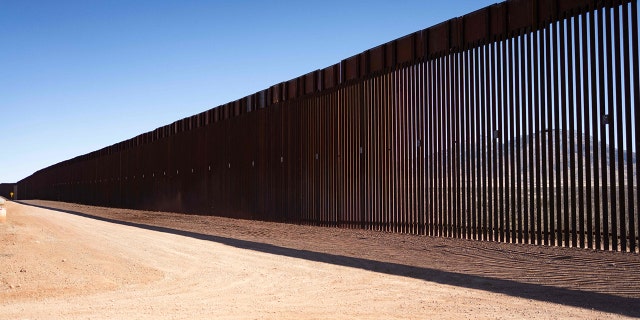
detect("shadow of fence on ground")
[19,201,640,317]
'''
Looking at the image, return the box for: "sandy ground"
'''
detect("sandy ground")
[1,200,639,319]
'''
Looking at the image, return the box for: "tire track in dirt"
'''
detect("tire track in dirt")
[1,200,638,319]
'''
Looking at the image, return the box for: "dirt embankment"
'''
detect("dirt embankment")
[1,199,639,319]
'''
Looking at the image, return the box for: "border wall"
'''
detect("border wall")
[18,0,640,252]
[0,183,16,200]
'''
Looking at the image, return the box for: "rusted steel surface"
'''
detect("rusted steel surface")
[0,183,17,200]
[16,0,640,252]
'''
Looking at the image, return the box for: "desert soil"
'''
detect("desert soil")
[1,199,639,319]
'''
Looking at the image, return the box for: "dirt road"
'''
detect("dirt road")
[1,200,639,319]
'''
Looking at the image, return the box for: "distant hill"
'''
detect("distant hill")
[431,129,636,186]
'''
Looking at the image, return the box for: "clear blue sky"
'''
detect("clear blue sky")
[0,0,495,183]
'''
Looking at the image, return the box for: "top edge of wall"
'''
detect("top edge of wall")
[18,0,623,180]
